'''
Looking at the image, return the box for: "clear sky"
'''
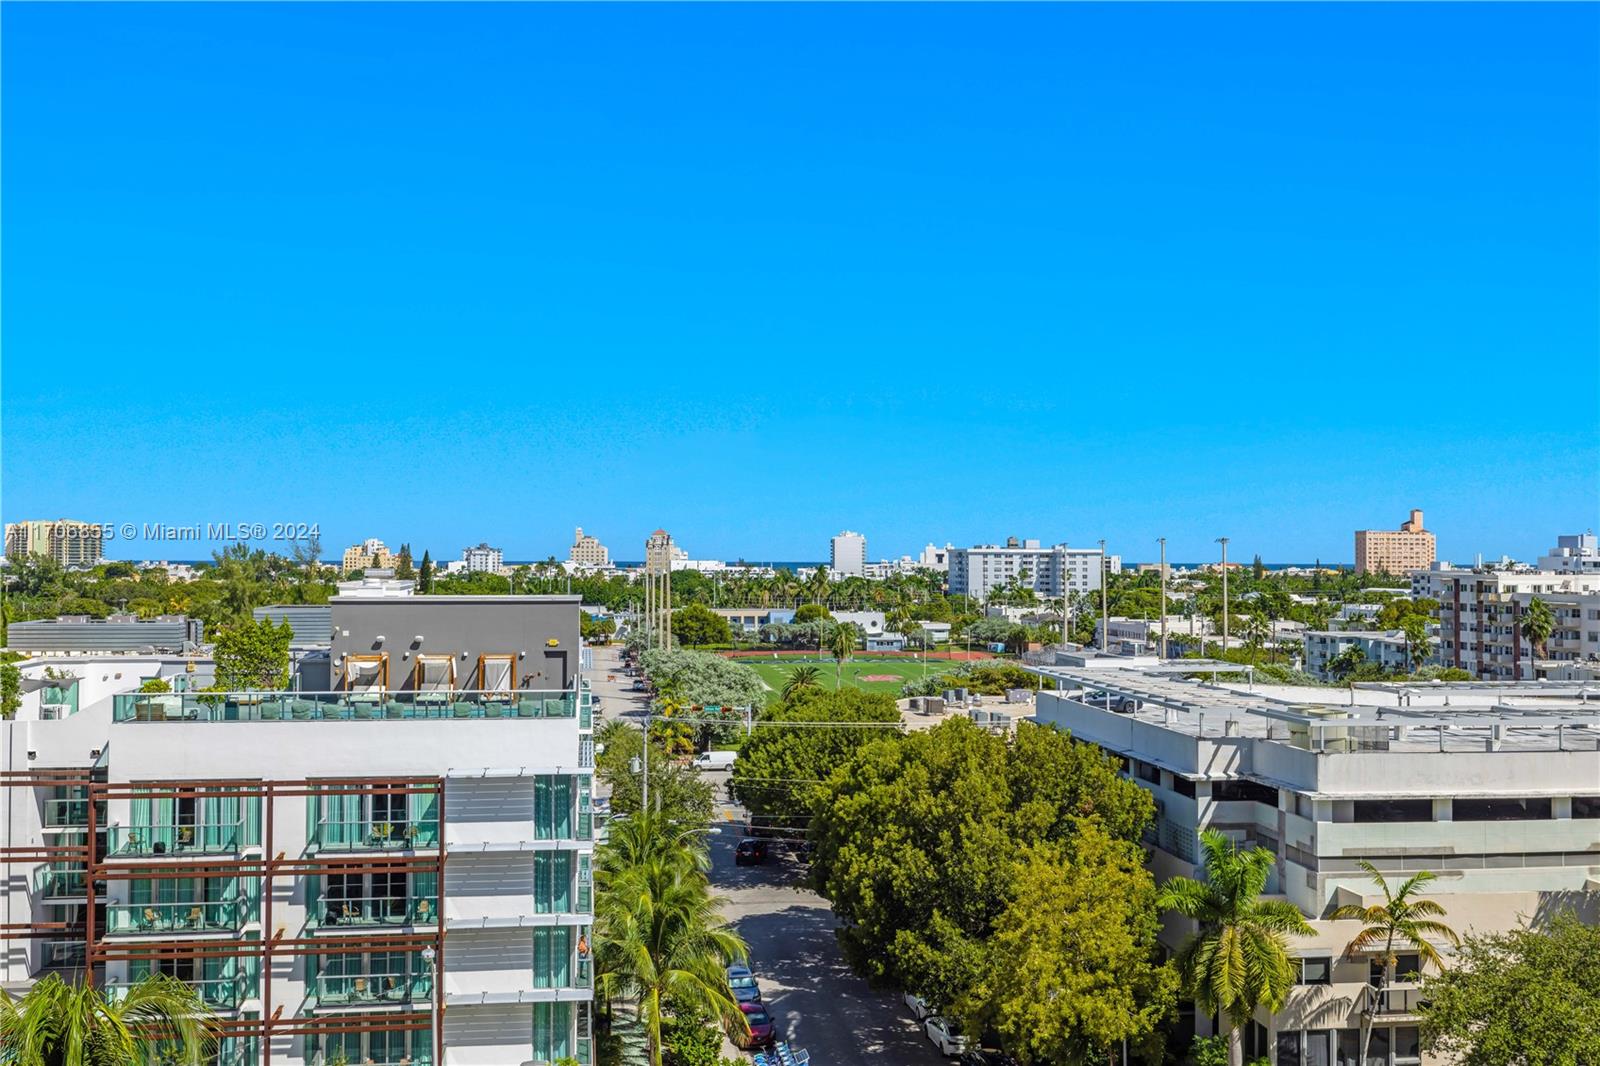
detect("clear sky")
[4,3,1596,565]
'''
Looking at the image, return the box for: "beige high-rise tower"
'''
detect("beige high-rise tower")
[643,530,674,650]
[1354,509,1436,576]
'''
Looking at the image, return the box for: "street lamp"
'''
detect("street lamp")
[1217,537,1230,655]
[1158,537,1168,659]
[1098,539,1109,653]
[420,944,441,1065]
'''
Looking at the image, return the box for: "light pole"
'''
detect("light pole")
[1158,537,1168,659]
[1217,536,1230,656]
[420,944,441,1064]
[1098,539,1109,653]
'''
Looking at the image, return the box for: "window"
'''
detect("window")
[1212,779,1279,806]
[371,784,408,829]
[1277,1031,1303,1066]
[1573,796,1600,818]
[1353,799,1432,823]
[1393,1026,1421,1064]
[1305,1030,1332,1066]
[1336,1029,1361,1066]
[1293,792,1315,819]
[1454,797,1552,821]
[1297,957,1332,985]
[1366,1026,1389,1066]
[1136,761,1160,785]
[1171,776,1196,799]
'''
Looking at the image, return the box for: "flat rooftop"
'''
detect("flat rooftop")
[1028,659,1600,754]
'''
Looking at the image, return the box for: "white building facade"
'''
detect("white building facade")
[947,539,1120,599]
[1411,565,1600,679]
[1031,658,1600,1065]
[829,531,866,577]
[462,543,505,574]
[1,597,596,1066]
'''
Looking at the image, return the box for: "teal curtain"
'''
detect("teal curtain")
[533,852,573,914]
[534,777,574,840]
[532,926,571,988]
[533,1003,572,1062]
[409,784,439,845]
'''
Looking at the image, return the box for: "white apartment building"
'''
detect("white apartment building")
[1,596,596,1066]
[461,543,504,574]
[1537,532,1600,574]
[1412,564,1600,679]
[5,519,105,568]
[1031,658,1600,1066]
[829,531,866,577]
[947,538,1120,600]
[1303,629,1414,680]
[567,528,609,570]
[918,543,953,572]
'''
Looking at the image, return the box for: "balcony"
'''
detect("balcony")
[108,973,254,1010]
[113,690,577,723]
[41,683,80,719]
[43,798,97,828]
[36,867,89,899]
[1365,983,1425,1018]
[307,894,439,930]
[307,818,441,853]
[103,900,246,936]
[108,820,252,857]
[311,971,433,1008]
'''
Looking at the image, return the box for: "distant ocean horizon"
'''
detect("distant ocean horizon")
[121,558,1357,570]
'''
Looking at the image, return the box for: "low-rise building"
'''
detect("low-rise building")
[1,596,596,1066]
[832,610,887,637]
[1303,629,1415,680]
[865,632,907,652]
[1029,657,1600,1063]
[1412,564,1600,679]
[948,538,1119,600]
[5,614,202,656]
[1537,532,1600,574]
[711,607,796,635]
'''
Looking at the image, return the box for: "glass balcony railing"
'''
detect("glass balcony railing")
[311,1050,431,1066]
[41,940,87,969]
[108,974,254,1010]
[311,972,433,1007]
[43,799,97,827]
[307,895,438,930]
[104,900,244,935]
[307,819,441,852]
[41,684,81,719]
[36,867,89,898]
[108,820,251,857]
[114,690,577,723]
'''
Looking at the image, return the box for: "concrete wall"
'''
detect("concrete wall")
[329,596,580,691]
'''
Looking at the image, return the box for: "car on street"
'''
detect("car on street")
[735,839,770,865]
[735,1003,777,1048]
[903,991,932,1020]
[925,1016,970,1057]
[1083,690,1143,713]
[691,750,737,770]
[959,1051,1019,1066]
[727,964,762,1005]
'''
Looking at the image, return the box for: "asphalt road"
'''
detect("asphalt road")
[588,644,948,1066]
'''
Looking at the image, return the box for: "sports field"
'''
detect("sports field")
[740,655,946,696]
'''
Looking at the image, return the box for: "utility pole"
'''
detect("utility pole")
[1217,536,1230,655]
[1158,537,1168,659]
[1099,539,1109,653]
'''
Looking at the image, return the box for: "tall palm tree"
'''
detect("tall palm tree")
[1157,830,1314,1066]
[1519,596,1555,665]
[0,972,217,1066]
[781,664,822,700]
[827,623,857,688]
[1330,862,1459,1066]
[595,813,748,1066]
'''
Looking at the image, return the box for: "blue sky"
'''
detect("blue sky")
[4,4,1596,565]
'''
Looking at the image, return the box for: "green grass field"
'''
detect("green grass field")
[740,656,945,697]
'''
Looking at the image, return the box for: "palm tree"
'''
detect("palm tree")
[827,623,857,688]
[1400,616,1432,671]
[1519,596,1555,666]
[1330,862,1459,1066]
[595,812,748,1066]
[0,972,217,1065]
[1157,830,1314,1066]
[781,664,822,700]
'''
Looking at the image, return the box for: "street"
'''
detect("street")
[587,644,949,1066]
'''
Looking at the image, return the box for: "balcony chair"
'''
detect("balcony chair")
[140,907,160,932]
[414,898,432,923]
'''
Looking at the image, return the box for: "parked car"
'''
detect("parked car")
[631,680,648,691]
[691,750,737,770]
[735,839,770,866]
[1083,690,1142,713]
[727,964,762,1004]
[959,1051,1019,1066]
[736,1002,777,1048]
[903,991,932,1021]
[925,1016,970,1057]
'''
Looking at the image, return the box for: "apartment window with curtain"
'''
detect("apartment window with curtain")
[532,1002,572,1063]
[534,776,574,840]
[533,851,574,913]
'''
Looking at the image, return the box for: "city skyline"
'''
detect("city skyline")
[4,5,1596,566]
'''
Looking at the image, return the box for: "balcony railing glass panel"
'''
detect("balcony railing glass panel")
[104,900,242,935]
[307,895,438,930]
[114,690,576,723]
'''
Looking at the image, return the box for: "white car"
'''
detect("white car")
[925,1016,969,1057]
[903,991,931,1020]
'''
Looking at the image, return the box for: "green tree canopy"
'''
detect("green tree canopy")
[211,616,293,691]
[671,603,732,648]
[639,649,765,709]
[1420,913,1600,1066]
[0,972,217,1065]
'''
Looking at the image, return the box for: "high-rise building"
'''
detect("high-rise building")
[1033,656,1599,1065]
[643,530,674,650]
[829,531,866,577]
[1354,509,1436,576]
[462,542,504,573]
[568,527,610,568]
[947,538,1118,599]
[5,519,104,567]
[1,595,596,1065]
[340,538,395,575]
[1537,532,1600,574]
